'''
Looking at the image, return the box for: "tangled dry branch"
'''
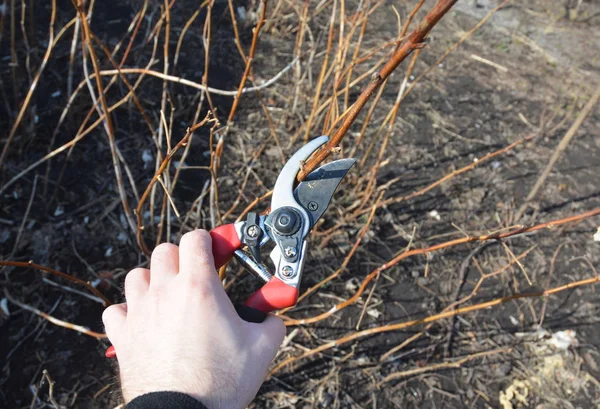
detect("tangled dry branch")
[2,0,600,405]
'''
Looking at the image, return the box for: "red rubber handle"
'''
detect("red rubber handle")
[107,226,296,359]
[245,277,299,313]
[106,345,116,358]
[210,224,242,269]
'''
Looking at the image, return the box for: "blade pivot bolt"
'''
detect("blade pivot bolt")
[307,201,318,211]
[272,208,300,235]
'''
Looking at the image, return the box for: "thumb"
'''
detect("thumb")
[102,303,127,346]
[251,314,286,357]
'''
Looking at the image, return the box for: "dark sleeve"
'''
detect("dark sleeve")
[125,391,209,409]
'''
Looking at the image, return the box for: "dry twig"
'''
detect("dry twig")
[271,275,599,375]
[515,84,600,220]
[0,260,111,305]
[4,289,107,339]
[298,0,459,181]
[285,206,600,326]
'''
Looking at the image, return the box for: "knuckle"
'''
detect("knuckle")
[150,243,179,271]
[192,283,213,301]
[272,317,287,341]
[186,269,215,292]
[181,230,215,268]
[196,248,214,266]
[184,273,219,301]
[181,229,211,248]
[152,243,178,259]
[124,268,147,287]
[102,305,119,325]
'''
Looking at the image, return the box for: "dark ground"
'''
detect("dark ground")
[1,0,600,408]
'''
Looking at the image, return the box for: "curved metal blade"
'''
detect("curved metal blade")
[294,158,356,229]
[270,135,328,236]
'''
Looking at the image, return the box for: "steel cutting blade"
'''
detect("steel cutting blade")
[293,158,356,229]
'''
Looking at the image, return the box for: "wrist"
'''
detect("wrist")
[125,391,209,409]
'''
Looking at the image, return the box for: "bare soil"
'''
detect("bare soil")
[1,1,600,408]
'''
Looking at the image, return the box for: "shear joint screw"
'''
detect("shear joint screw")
[284,246,297,258]
[281,265,295,278]
[246,225,259,238]
[307,201,318,211]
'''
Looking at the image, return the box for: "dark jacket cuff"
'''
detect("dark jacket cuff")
[125,391,209,409]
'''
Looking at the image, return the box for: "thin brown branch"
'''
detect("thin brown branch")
[380,245,536,361]
[4,289,107,339]
[271,275,600,375]
[227,0,267,123]
[313,0,340,140]
[379,347,511,385]
[354,49,421,214]
[136,117,216,255]
[380,133,536,208]
[515,83,600,220]
[0,0,59,169]
[73,0,137,233]
[401,0,511,102]
[0,260,111,305]
[284,206,600,326]
[297,0,459,181]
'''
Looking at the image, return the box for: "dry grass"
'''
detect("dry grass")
[1,0,600,407]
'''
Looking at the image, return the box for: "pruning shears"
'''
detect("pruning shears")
[209,136,355,322]
[106,136,354,358]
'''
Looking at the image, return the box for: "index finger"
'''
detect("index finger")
[178,230,219,284]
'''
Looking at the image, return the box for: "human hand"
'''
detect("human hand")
[102,230,286,409]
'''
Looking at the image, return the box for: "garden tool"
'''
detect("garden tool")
[209,136,355,322]
[106,136,354,358]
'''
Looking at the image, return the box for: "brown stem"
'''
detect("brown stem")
[297,0,459,181]
[284,206,600,326]
[0,0,57,169]
[515,83,600,220]
[0,260,111,306]
[136,118,215,255]
[4,289,107,339]
[227,0,267,123]
[73,0,137,233]
[271,275,600,375]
